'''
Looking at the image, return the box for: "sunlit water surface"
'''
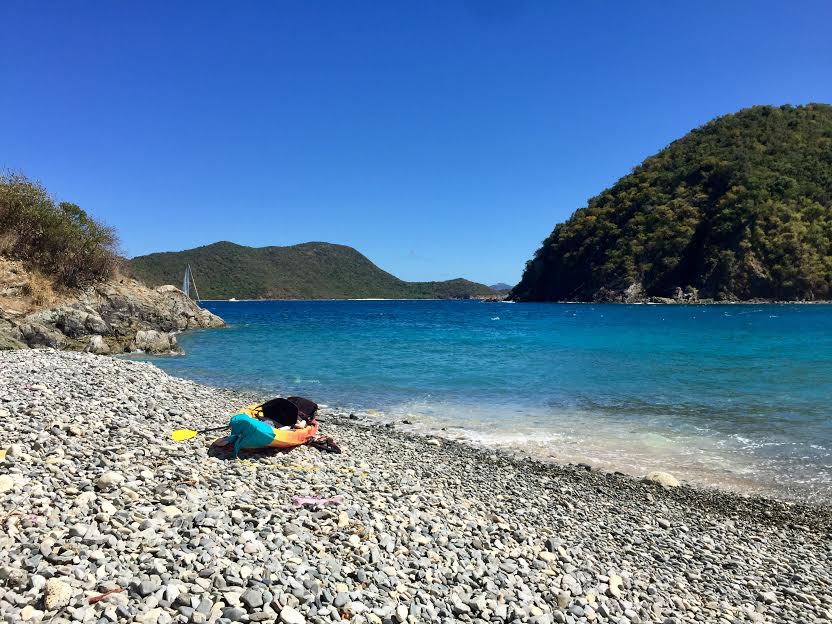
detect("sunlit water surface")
[144,300,832,504]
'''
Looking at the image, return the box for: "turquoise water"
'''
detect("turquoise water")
[148,300,832,503]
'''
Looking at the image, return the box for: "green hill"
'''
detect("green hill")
[129,241,494,300]
[512,104,832,302]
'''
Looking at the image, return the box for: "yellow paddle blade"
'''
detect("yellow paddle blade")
[171,429,198,442]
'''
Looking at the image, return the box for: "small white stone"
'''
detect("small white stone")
[223,591,242,607]
[758,590,777,604]
[280,605,306,624]
[607,574,624,598]
[643,471,680,488]
[139,607,162,624]
[44,577,73,611]
[19,605,43,621]
[160,505,182,518]
[96,471,125,490]
[99,500,117,515]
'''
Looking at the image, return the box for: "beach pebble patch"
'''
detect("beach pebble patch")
[0,350,828,624]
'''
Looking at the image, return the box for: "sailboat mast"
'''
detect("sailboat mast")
[190,266,201,302]
[182,265,191,298]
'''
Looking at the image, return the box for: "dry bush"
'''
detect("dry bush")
[0,231,19,256]
[22,272,56,308]
[0,173,119,287]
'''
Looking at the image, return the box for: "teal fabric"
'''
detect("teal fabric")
[227,413,276,456]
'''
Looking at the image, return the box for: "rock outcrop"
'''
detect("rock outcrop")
[644,471,681,488]
[134,329,177,353]
[0,259,223,354]
[588,282,709,305]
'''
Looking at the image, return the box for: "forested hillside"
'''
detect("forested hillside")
[129,241,494,300]
[512,104,832,302]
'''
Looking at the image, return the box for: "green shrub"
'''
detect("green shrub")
[0,174,119,287]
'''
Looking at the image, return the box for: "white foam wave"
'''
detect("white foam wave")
[365,398,831,502]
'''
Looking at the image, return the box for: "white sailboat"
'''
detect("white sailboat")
[182,264,201,302]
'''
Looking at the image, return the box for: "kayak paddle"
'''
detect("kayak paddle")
[171,424,230,442]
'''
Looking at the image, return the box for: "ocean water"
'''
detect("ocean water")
[146,300,832,503]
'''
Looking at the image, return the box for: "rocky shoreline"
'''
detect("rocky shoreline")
[0,258,224,354]
[1,350,830,624]
[510,281,832,305]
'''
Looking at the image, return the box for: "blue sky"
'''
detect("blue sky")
[3,1,831,285]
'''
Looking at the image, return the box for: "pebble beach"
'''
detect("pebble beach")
[1,350,830,624]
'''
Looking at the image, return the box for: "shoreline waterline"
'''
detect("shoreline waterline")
[147,299,832,505]
[127,344,832,506]
[11,348,828,513]
[5,348,832,517]
[183,384,832,506]
[197,298,832,304]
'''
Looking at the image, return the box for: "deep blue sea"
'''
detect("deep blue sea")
[146,300,832,503]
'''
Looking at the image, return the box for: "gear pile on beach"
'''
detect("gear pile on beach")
[0,350,830,624]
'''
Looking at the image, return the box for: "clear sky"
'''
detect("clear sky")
[3,1,831,285]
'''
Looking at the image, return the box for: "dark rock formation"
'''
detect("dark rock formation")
[0,275,223,354]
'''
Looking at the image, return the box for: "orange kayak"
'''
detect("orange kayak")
[239,403,318,449]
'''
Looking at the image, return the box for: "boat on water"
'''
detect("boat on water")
[182,265,201,302]
[229,298,238,302]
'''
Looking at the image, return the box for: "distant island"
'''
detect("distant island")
[512,104,832,303]
[129,241,497,300]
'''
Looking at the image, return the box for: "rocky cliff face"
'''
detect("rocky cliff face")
[0,258,223,353]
